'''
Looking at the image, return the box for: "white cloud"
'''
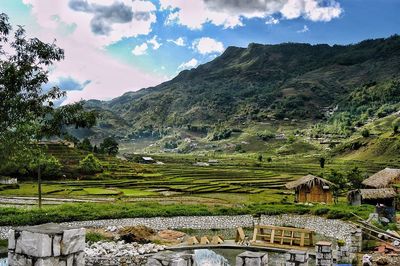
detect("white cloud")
[265,16,279,25]
[167,37,186,46]
[159,0,342,29]
[178,58,199,70]
[22,0,157,47]
[297,25,309,33]
[20,0,165,104]
[148,35,161,50]
[132,43,149,55]
[192,37,224,55]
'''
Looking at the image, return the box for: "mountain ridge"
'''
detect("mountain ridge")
[84,35,400,140]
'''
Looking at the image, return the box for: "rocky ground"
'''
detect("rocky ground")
[84,240,165,265]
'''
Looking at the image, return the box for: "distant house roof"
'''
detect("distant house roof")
[285,174,335,190]
[362,168,400,188]
[142,157,154,161]
[348,188,397,200]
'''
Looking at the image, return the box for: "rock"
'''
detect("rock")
[15,231,52,257]
[61,228,85,255]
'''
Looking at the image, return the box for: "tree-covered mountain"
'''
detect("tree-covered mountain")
[85,35,400,139]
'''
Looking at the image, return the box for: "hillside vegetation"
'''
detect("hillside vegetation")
[84,36,400,140]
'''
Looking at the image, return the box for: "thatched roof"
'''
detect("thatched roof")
[348,188,397,200]
[362,168,400,188]
[285,174,335,190]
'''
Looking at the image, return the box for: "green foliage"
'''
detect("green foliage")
[257,154,263,162]
[257,130,275,141]
[394,124,399,134]
[347,167,365,190]
[319,157,325,168]
[79,154,102,174]
[29,155,62,178]
[0,202,374,226]
[100,137,119,156]
[85,232,110,243]
[77,138,93,152]
[326,169,347,198]
[361,128,370,138]
[210,128,232,141]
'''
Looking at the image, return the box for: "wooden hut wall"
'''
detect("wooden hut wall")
[297,185,333,204]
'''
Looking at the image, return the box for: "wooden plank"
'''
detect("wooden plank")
[257,225,312,233]
[300,232,305,247]
[290,231,294,245]
[252,227,258,242]
[280,230,285,245]
[270,229,275,244]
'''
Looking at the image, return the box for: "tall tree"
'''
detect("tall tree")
[0,13,96,207]
[100,137,119,156]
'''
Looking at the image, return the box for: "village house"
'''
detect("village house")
[362,168,400,189]
[285,174,334,204]
[348,188,397,221]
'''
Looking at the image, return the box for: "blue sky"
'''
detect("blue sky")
[1,0,399,103]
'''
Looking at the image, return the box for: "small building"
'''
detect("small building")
[0,177,18,185]
[140,157,155,164]
[348,188,397,207]
[348,188,397,221]
[362,168,400,189]
[285,175,334,204]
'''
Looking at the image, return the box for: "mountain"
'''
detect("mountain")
[84,35,400,141]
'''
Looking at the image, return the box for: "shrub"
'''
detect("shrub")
[85,231,110,243]
[29,155,62,178]
[257,130,275,141]
[361,128,370,138]
[79,154,102,174]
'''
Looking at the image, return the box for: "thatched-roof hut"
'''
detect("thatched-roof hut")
[285,175,334,204]
[348,188,397,221]
[348,188,397,206]
[362,168,400,188]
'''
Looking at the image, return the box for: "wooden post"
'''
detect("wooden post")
[38,164,42,209]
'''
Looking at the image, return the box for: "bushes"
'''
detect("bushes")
[257,130,275,141]
[79,154,102,174]
[0,202,373,226]
[29,155,62,178]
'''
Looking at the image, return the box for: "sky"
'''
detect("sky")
[1,0,399,104]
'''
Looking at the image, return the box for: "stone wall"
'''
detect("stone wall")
[8,223,85,266]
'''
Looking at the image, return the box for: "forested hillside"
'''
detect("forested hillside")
[84,35,400,141]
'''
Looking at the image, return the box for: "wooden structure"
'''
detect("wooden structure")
[211,236,224,245]
[348,188,397,206]
[186,236,199,245]
[251,225,314,250]
[200,236,210,245]
[285,174,334,204]
[362,168,400,189]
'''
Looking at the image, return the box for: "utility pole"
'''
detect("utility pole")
[38,162,42,209]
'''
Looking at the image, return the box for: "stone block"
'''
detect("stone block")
[170,258,188,266]
[73,251,85,266]
[65,254,74,266]
[61,228,85,255]
[8,252,33,266]
[285,263,296,266]
[146,258,163,266]
[15,230,52,257]
[8,229,16,250]
[236,256,244,266]
[53,234,62,256]
[244,257,261,266]
[34,257,61,266]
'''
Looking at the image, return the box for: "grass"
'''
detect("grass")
[0,202,374,226]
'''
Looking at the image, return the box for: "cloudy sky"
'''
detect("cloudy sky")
[1,0,399,104]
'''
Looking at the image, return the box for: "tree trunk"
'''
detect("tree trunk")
[38,165,42,209]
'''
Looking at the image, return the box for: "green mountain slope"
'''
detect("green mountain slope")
[85,35,400,140]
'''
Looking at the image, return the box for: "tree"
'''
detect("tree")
[0,13,96,208]
[319,157,325,168]
[347,167,365,190]
[29,155,62,178]
[78,138,93,152]
[326,169,347,204]
[79,154,102,174]
[100,137,119,156]
[257,154,263,162]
